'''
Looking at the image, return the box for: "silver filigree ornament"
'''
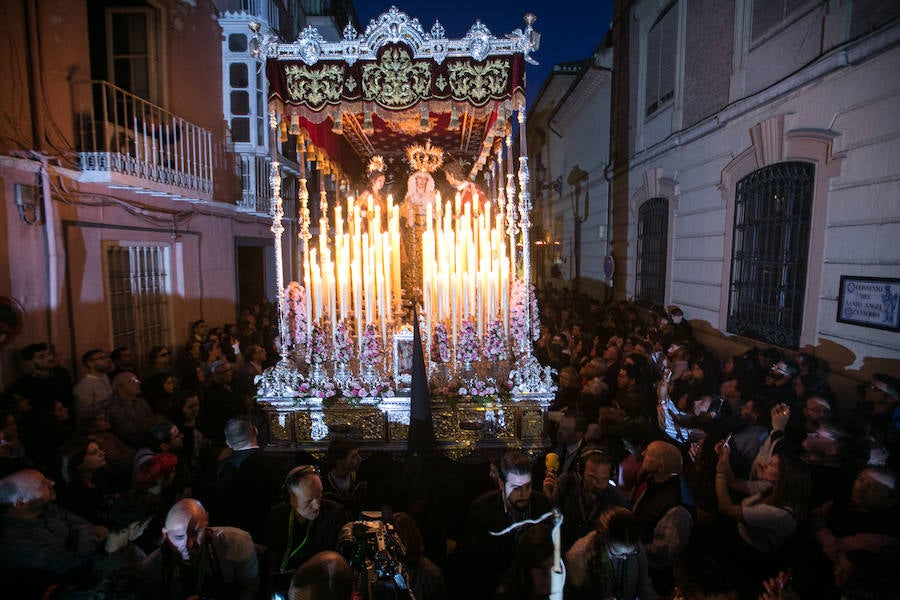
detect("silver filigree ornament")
[296,26,325,65]
[466,20,492,62]
[249,21,280,59]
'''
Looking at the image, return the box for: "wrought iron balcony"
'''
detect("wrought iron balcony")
[218,0,280,29]
[72,80,215,201]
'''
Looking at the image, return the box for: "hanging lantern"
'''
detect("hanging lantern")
[449,104,459,130]
[363,109,374,135]
[289,113,300,135]
[419,105,429,132]
[331,110,343,135]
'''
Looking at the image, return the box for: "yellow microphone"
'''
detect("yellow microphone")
[545,452,560,475]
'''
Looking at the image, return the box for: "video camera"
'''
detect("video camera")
[337,511,413,600]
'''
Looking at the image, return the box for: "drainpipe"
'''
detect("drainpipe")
[25,0,46,152]
[38,155,61,347]
[25,0,60,345]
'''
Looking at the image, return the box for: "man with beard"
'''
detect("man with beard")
[9,342,74,414]
[544,445,629,550]
[143,498,259,600]
[459,451,552,599]
[73,348,114,416]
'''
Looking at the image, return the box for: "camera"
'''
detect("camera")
[337,514,412,600]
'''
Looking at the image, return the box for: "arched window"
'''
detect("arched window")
[727,162,814,349]
[636,197,669,305]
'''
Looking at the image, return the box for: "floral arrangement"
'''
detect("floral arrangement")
[482,319,507,361]
[297,378,339,399]
[283,281,308,347]
[332,321,353,364]
[457,319,479,364]
[346,379,395,400]
[307,323,328,365]
[510,279,541,344]
[431,323,451,363]
[458,378,498,398]
[359,324,383,367]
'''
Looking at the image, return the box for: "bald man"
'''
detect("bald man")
[0,469,104,594]
[632,441,694,593]
[142,498,259,600]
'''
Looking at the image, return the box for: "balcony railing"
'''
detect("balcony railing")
[72,81,214,198]
[218,0,280,30]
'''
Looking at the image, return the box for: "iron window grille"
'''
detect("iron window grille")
[636,197,669,306]
[106,244,172,369]
[727,161,814,349]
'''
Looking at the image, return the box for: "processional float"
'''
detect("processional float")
[251,7,555,456]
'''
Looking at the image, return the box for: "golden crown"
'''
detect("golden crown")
[406,140,444,174]
[367,155,385,174]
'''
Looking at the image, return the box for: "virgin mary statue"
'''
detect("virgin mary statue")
[401,140,443,301]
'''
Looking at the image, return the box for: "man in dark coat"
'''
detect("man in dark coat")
[459,451,553,599]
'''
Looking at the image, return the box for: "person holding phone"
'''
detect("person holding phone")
[715,443,811,593]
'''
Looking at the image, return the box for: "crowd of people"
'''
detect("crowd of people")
[0,287,898,599]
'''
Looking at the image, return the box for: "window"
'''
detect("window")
[106,7,160,102]
[636,198,669,306]
[106,244,172,368]
[727,162,814,349]
[751,0,807,42]
[645,3,677,117]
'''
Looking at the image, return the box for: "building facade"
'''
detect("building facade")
[528,46,614,298]
[607,0,900,397]
[0,0,354,384]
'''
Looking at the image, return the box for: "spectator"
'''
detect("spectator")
[565,505,658,600]
[73,348,114,417]
[322,436,367,516]
[143,346,176,381]
[92,490,158,584]
[109,346,137,380]
[288,550,352,600]
[197,360,240,445]
[143,498,259,600]
[0,469,105,595]
[56,437,115,526]
[108,372,154,448]
[545,445,630,550]
[8,342,74,414]
[265,465,352,594]
[393,511,448,600]
[459,451,553,598]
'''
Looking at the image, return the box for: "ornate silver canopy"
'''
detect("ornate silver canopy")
[252,5,540,66]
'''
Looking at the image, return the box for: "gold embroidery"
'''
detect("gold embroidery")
[447,59,510,104]
[284,64,345,110]
[435,74,447,92]
[344,76,357,93]
[361,47,431,109]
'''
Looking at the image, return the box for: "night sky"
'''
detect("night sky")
[352,1,614,107]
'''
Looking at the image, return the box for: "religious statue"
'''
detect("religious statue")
[360,155,387,227]
[443,158,487,217]
[401,140,444,300]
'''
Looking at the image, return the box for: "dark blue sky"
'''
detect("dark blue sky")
[353,1,614,106]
